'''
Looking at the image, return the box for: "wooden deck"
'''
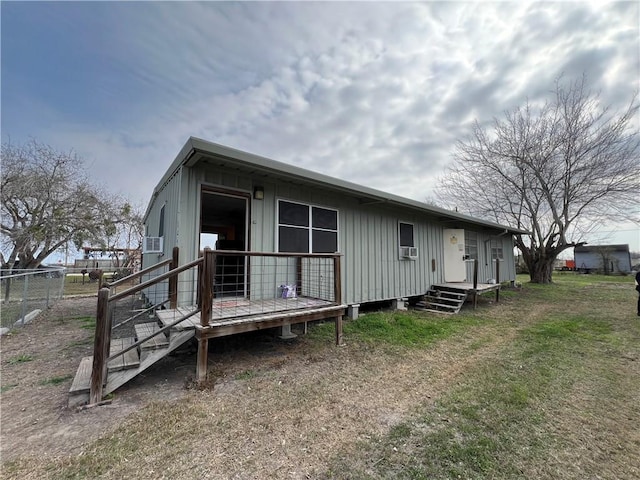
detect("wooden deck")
[432,282,501,294]
[156,296,346,337]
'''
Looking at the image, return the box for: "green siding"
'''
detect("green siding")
[144,162,517,307]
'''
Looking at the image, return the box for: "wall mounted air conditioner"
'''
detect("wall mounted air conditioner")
[400,246,418,259]
[143,236,163,254]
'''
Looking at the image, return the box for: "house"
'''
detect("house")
[142,137,525,310]
[70,136,528,404]
[574,244,632,274]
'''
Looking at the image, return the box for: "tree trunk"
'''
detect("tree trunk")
[529,259,555,283]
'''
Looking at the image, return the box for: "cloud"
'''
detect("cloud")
[2,0,638,236]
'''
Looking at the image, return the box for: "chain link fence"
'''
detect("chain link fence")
[0,268,66,330]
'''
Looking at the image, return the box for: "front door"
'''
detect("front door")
[199,190,249,297]
[443,229,466,282]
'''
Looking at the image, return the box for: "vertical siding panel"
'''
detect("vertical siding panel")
[369,212,377,300]
[380,212,389,299]
[349,207,358,304]
[145,158,518,308]
[391,215,398,296]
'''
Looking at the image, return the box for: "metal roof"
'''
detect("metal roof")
[574,244,630,253]
[148,136,529,235]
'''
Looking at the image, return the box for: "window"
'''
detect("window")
[399,222,414,247]
[398,222,418,259]
[278,200,338,253]
[465,231,478,260]
[158,205,165,238]
[490,238,504,260]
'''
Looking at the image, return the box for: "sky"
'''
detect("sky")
[2,1,639,254]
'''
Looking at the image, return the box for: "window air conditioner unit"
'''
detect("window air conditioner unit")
[400,246,418,259]
[143,236,163,254]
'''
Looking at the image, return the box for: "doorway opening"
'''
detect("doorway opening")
[200,190,249,297]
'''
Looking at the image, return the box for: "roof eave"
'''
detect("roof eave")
[148,136,529,235]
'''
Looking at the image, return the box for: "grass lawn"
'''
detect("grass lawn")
[62,274,103,297]
[62,274,138,297]
[323,274,639,479]
[2,273,638,479]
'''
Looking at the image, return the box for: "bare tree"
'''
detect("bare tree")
[0,139,127,269]
[436,76,640,283]
[100,201,144,274]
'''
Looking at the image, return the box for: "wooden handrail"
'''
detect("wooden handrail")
[168,247,179,309]
[111,299,169,331]
[106,257,173,289]
[109,256,203,303]
[91,247,345,398]
[107,308,201,363]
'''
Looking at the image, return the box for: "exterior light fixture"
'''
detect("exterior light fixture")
[253,186,264,200]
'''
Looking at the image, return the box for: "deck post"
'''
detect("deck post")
[333,255,343,346]
[90,287,110,404]
[201,248,214,326]
[196,333,209,383]
[472,259,479,309]
[196,248,215,383]
[495,259,500,303]
[169,246,179,309]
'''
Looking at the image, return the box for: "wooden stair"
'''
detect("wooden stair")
[69,321,195,405]
[415,287,467,314]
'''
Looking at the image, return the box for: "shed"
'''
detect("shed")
[574,244,632,274]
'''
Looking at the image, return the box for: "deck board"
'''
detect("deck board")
[108,337,140,371]
[156,297,338,331]
[135,322,169,350]
[69,356,93,394]
[432,282,500,293]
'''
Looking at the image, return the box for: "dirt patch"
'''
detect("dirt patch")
[0,295,518,475]
[0,297,179,460]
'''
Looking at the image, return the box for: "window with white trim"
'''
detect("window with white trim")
[490,238,504,260]
[465,231,478,260]
[398,222,415,248]
[158,205,165,238]
[277,200,338,253]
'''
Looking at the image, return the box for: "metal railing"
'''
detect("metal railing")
[0,267,66,329]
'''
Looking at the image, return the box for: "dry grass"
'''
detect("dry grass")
[1,274,638,479]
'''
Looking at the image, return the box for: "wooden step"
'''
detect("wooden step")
[69,329,196,403]
[423,295,464,306]
[416,298,465,314]
[104,329,195,396]
[414,307,458,315]
[419,301,463,310]
[108,337,140,372]
[426,291,467,300]
[69,345,139,394]
[69,356,94,394]
[135,322,169,350]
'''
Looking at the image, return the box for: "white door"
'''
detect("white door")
[443,229,466,282]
